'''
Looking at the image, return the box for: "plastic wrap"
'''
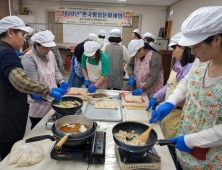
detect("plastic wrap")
[8,140,47,168]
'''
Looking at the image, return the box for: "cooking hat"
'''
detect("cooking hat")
[143,32,155,40]
[0,16,29,34]
[98,30,106,37]
[128,39,145,57]
[149,42,158,51]
[179,6,222,46]
[168,32,183,46]
[24,27,34,37]
[87,33,97,41]
[84,41,101,57]
[133,29,141,35]
[31,30,56,47]
[109,29,121,37]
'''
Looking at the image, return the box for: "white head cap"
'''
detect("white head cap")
[24,27,34,37]
[168,32,183,47]
[149,42,158,51]
[143,32,155,40]
[109,29,121,37]
[84,41,101,57]
[133,29,141,35]
[128,39,145,57]
[31,30,56,47]
[87,33,97,41]
[0,16,30,34]
[98,30,106,37]
[179,6,222,46]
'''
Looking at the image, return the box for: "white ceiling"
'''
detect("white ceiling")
[41,0,180,6]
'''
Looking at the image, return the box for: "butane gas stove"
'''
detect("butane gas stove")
[51,131,106,164]
[115,145,161,170]
[46,110,82,129]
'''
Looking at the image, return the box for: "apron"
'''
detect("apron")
[104,44,123,89]
[26,49,58,118]
[135,50,164,99]
[0,48,29,144]
[86,58,107,89]
[176,61,222,170]
[161,65,184,140]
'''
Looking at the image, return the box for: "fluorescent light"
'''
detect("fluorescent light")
[118,0,126,1]
[60,1,127,7]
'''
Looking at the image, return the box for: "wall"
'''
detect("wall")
[11,0,167,40]
[168,0,222,38]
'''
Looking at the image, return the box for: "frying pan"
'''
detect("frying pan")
[26,122,97,147]
[40,96,83,115]
[112,122,173,153]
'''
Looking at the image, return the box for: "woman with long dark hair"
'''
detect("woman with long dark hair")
[82,41,109,93]
[132,29,142,40]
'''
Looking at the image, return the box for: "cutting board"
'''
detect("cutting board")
[121,92,145,103]
[124,107,151,123]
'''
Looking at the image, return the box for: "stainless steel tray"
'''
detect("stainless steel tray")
[102,92,122,100]
[83,99,123,121]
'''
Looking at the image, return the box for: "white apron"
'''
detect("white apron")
[86,58,107,89]
[26,49,57,118]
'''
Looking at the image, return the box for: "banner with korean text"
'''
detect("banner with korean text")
[55,6,133,26]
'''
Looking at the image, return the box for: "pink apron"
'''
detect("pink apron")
[26,49,58,118]
[134,50,164,99]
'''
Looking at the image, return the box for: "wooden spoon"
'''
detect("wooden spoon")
[135,123,157,144]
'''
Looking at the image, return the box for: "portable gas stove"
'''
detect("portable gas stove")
[46,110,82,129]
[51,131,106,164]
[115,145,161,170]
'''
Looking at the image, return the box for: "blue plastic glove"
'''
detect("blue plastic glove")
[85,80,90,88]
[169,136,191,153]
[29,94,42,101]
[132,89,143,95]
[16,51,23,56]
[52,88,67,95]
[149,110,158,124]
[88,85,96,93]
[146,97,156,111]
[150,102,174,123]
[61,82,71,90]
[129,77,135,86]
[49,89,64,101]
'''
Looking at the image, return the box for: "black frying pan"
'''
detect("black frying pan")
[112,122,173,153]
[41,96,83,115]
[26,122,97,147]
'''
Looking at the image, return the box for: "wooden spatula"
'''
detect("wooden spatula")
[135,123,157,144]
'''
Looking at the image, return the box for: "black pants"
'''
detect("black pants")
[0,141,13,161]
[107,88,121,90]
[29,117,42,130]
[168,145,183,170]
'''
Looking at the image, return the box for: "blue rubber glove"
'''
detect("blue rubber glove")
[146,97,156,111]
[61,82,71,90]
[129,77,135,86]
[132,89,143,95]
[169,136,191,153]
[29,94,42,101]
[52,88,67,95]
[85,80,90,88]
[149,110,158,124]
[88,85,96,93]
[150,102,174,123]
[49,89,64,101]
[16,51,23,56]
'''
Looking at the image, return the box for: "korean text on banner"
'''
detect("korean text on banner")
[55,7,133,26]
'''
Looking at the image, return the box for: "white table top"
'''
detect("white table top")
[0,90,176,170]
